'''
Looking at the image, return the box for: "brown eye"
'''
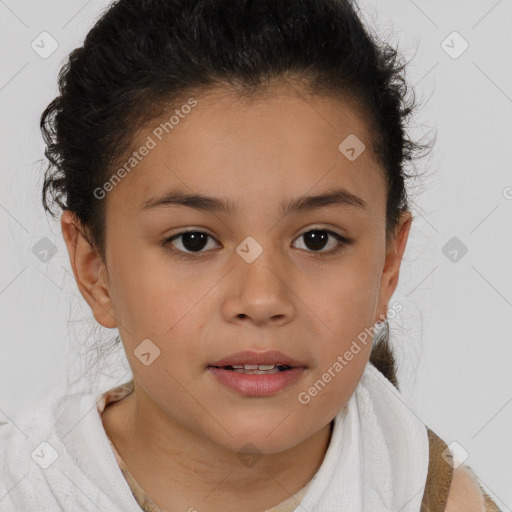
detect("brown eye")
[163,227,350,259]
[293,228,349,255]
[165,230,219,254]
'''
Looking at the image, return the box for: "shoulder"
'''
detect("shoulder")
[445,464,485,512]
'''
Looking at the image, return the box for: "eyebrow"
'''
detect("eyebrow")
[141,186,369,216]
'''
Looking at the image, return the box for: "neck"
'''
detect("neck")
[101,384,334,512]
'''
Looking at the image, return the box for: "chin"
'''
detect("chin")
[217,422,306,456]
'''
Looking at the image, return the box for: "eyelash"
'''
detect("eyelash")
[162,227,351,259]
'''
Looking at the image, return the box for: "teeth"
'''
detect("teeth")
[224,363,287,374]
[230,364,277,370]
[214,363,294,374]
[232,367,281,374]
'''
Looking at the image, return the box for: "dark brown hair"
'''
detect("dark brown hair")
[40,0,433,388]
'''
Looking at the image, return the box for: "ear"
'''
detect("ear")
[374,211,413,324]
[60,210,117,328]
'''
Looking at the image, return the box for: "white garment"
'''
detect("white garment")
[0,361,429,511]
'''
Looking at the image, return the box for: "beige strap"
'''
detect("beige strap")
[420,428,501,511]
[420,427,454,511]
[482,489,502,511]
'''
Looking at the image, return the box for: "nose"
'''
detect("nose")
[222,246,296,328]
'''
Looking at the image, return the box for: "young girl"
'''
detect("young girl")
[0,0,501,510]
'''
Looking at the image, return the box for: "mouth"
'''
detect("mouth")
[208,364,295,374]
[206,350,307,396]
[207,349,307,370]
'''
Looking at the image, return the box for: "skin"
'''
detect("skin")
[61,82,414,511]
[445,466,486,511]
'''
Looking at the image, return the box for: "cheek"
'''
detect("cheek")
[313,263,380,336]
[106,247,175,335]
[109,252,214,357]
[300,266,379,399]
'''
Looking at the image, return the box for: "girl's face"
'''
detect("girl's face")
[64,84,411,454]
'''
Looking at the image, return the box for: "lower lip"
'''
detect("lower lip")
[207,367,306,396]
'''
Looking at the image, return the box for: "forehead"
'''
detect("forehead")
[105,84,387,219]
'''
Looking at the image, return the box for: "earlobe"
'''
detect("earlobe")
[60,210,117,329]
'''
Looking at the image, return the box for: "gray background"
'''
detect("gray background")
[1,0,511,507]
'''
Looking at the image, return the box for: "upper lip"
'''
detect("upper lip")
[208,350,306,368]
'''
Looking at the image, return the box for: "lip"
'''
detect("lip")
[208,349,307,368]
[208,366,306,396]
